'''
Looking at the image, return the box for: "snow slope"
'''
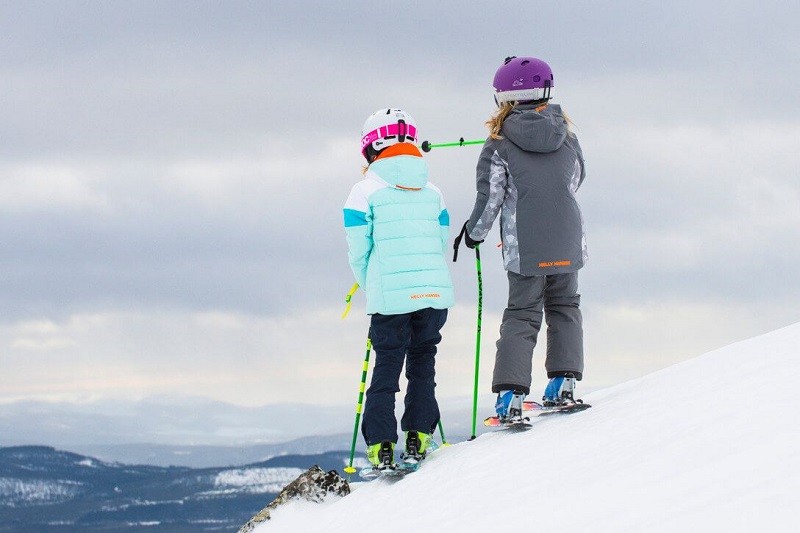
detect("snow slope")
[258,322,800,532]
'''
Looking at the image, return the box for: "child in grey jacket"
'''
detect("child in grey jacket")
[463,56,587,420]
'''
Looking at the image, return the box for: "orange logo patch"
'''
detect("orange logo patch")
[538,260,571,268]
[411,293,441,300]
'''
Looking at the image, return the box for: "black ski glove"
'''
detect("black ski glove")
[453,221,484,262]
[463,222,483,249]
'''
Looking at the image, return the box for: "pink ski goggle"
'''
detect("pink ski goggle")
[361,122,418,155]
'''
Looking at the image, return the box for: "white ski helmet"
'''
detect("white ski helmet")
[360,108,418,161]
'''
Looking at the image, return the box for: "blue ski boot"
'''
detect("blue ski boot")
[543,373,577,407]
[495,390,526,422]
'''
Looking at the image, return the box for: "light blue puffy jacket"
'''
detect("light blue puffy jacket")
[343,147,454,315]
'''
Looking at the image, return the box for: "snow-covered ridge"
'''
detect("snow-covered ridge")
[258,322,800,532]
[212,467,306,495]
[0,478,83,507]
[0,445,349,528]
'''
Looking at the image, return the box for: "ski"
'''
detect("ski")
[358,461,418,480]
[358,439,439,480]
[483,416,533,429]
[523,400,592,416]
[358,465,403,480]
[484,400,592,428]
[397,460,421,473]
[358,455,428,479]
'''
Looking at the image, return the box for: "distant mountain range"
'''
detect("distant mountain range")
[68,434,353,468]
[0,396,356,448]
[0,395,493,467]
[0,445,352,532]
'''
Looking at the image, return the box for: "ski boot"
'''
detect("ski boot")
[401,430,431,465]
[366,441,395,470]
[495,390,527,423]
[543,373,579,407]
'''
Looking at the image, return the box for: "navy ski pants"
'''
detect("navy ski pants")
[361,307,447,446]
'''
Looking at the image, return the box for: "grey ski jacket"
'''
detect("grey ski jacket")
[466,104,587,276]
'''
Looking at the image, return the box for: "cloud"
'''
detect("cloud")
[0,305,498,405]
[2,298,796,406]
[1,1,799,405]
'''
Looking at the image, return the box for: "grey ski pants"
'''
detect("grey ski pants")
[492,271,584,395]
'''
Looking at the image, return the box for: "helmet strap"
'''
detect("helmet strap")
[364,145,376,163]
[364,145,384,164]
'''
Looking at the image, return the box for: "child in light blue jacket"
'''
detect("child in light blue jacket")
[344,108,454,470]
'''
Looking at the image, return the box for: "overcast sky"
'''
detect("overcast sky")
[2,1,799,407]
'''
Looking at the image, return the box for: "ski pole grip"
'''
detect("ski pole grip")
[453,222,468,262]
[341,283,360,319]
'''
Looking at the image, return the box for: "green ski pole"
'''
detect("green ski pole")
[469,244,483,440]
[420,138,485,152]
[437,420,450,447]
[344,335,372,475]
[452,225,484,441]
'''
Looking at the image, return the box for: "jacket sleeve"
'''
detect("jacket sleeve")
[466,140,507,241]
[567,133,586,191]
[427,183,450,252]
[438,204,450,253]
[343,183,373,288]
[576,135,586,190]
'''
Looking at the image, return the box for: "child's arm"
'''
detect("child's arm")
[427,183,450,252]
[438,205,450,252]
[466,141,507,241]
[343,183,373,288]
[567,134,586,191]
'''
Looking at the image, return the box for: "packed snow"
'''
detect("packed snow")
[257,322,800,532]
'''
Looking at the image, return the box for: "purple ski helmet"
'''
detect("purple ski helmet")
[493,56,554,104]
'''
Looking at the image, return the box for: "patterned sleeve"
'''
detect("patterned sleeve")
[566,134,586,191]
[466,141,508,241]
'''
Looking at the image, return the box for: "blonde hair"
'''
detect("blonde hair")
[563,110,575,134]
[486,102,516,140]
[486,102,575,139]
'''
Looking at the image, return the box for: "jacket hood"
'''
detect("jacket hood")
[501,103,568,153]
[368,154,428,190]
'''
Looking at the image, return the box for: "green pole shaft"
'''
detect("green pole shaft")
[469,245,483,440]
[428,139,485,149]
[437,420,448,445]
[344,336,372,475]
[421,139,485,152]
